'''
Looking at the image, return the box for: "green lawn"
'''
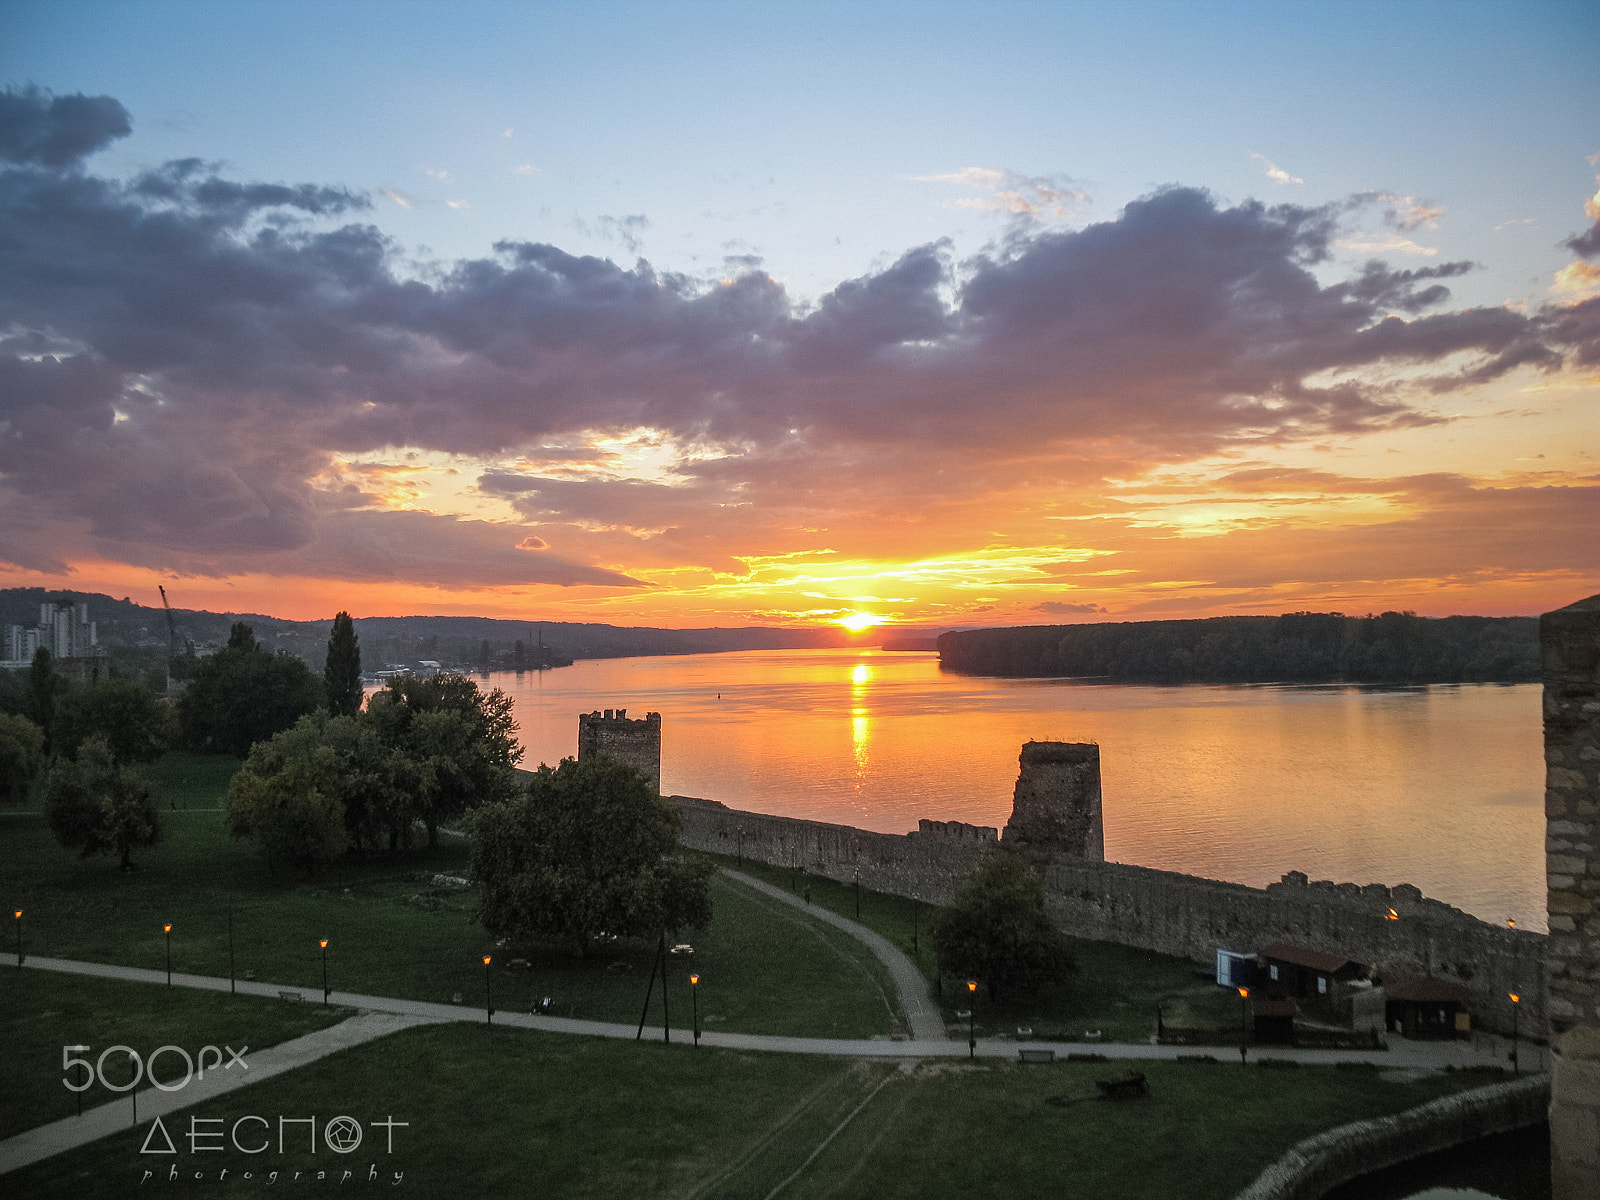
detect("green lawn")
[2,755,896,1038]
[0,968,351,1139]
[718,852,1237,1042]
[2,1019,1498,1200]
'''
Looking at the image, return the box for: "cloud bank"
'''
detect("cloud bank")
[1,87,1595,612]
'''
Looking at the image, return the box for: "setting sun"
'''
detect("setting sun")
[835,612,885,633]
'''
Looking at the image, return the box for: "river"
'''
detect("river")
[480,648,1544,932]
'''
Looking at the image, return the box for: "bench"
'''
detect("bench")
[278,990,304,1003]
[1018,1048,1056,1064]
[1094,1071,1148,1101]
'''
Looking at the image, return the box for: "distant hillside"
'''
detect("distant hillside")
[0,588,852,670]
[936,612,1539,685]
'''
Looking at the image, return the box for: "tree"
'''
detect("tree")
[52,677,172,764]
[468,754,713,955]
[0,712,45,804]
[224,748,350,873]
[324,611,363,718]
[28,646,57,746]
[178,622,325,757]
[44,736,161,870]
[368,674,520,846]
[931,849,1073,1001]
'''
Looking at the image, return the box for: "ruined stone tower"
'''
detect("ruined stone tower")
[1001,741,1104,860]
[577,708,662,795]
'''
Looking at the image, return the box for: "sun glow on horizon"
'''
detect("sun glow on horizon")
[835,611,885,633]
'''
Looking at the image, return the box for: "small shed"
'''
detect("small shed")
[1385,977,1469,1039]
[1257,943,1367,1008]
[1251,998,1296,1045]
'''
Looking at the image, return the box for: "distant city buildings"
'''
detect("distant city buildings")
[2,601,105,670]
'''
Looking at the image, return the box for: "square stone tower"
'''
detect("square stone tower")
[577,708,662,795]
[1001,741,1104,860]
[1544,595,1600,1200]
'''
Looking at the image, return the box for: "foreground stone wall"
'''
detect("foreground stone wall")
[1233,1075,1549,1200]
[1543,594,1600,1200]
[675,798,1546,1037]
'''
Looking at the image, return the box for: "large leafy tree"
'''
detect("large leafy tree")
[53,676,172,764]
[44,735,162,870]
[324,611,363,718]
[0,712,45,804]
[228,710,414,856]
[224,737,350,873]
[368,674,520,846]
[178,622,325,757]
[469,754,713,955]
[931,849,1074,1001]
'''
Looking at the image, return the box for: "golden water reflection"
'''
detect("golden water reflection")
[492,648,1545,931]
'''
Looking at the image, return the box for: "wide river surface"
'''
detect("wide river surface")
[485,648,1545,932]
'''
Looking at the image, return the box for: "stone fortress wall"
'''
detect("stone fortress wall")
[577,708,662,794]
[672,737,1546,1038]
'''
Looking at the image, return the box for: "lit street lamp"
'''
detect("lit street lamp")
[1238,987,1250,1065]
[1509,992,1521,1075]
[484,956,494,1024]
[967,980,977,1059]
[163,924,172,985]
[13,909,21,968]
[690,973,701,1047]
[320,939,329,1005]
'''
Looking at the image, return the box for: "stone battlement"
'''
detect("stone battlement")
[577,708,662,794]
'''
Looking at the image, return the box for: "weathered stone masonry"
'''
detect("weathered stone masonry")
[577,708,662,795]
[1543,594,1600,1200]
[675,742,1545,1038]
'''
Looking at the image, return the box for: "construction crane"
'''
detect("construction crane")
[158,585,181,657]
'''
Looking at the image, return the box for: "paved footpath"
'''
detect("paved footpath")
[720,867,949,1041]
[4,941,1530,1176]
[0,1008,438,1176]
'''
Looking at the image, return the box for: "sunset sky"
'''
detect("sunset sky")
[2,0,1596,629]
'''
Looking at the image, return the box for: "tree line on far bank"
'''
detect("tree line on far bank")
[936,611,1539,684]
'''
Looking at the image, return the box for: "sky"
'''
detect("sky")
[1,0,1596,630]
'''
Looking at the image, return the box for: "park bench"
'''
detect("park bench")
[278,990,304,1003]
[1018,1048,1056,1064]
[1094,1071,1148,1100]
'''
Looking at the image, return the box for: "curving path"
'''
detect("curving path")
[719,868,949,1041]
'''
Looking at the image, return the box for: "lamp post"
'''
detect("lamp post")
[911,901,919,958]
[855,870,861,920]
[320,939,329,1005]
[484,956,493,1024]
[1238,987,1250,1065]
[227,895,235,995]
[967,980,977,1059]
[1509,992,1521,1075]
[690,973,700,1047]
[13,909,21,967]
[163,924,172,985]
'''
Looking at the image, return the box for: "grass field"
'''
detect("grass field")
[717,852,1239,1041]
[0,968,352,1139]
[2,1017,1499,1199]
[2,755,897,1038]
